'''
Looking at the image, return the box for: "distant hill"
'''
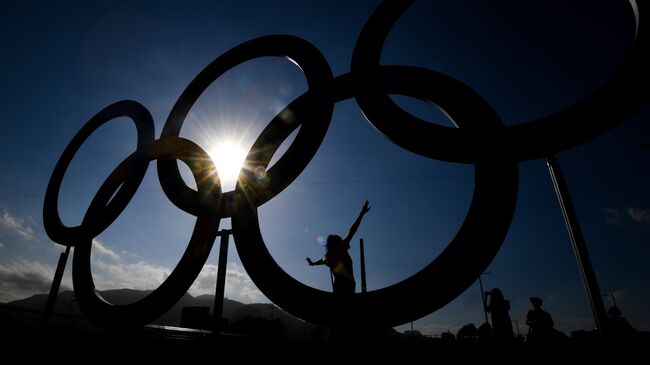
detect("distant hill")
[3,289,320,339]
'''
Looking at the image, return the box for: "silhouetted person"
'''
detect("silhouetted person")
[306,200,371,295]
[485,288,514,343]
[477,322,493,344]
[525,297,555,344]
[456,323,478,343]
[605,306,638,343]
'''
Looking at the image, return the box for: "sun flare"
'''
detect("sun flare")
[207,140,248,192]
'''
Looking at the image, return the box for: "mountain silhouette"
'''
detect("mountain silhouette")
[2,289,319,339]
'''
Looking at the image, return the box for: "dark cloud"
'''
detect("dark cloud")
[0,260,71,302]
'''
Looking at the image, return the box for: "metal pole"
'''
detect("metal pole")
[359,238,367,293]
[478,272,489,324]
[66,296,76,328]
[213,229,232,334]
[604,293,617,308]
[513,319,520,336]
[42,245,70,326]
[546,155,609,338]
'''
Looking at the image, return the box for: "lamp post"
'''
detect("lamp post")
[478,272,490,324]
[512,319,520,337]
[603,293,617,308]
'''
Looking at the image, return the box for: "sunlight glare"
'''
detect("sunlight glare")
[208,141,248,192]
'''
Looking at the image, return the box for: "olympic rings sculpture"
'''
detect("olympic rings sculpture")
[44,0,648,329]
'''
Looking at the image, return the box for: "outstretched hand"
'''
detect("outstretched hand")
[306,257,314,266]
[362,200,371,214]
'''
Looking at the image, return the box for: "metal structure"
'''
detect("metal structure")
[546,156,609,337]
[604,293,618,308]
[478,272,490,325]
[42,246,70,325]
[42,0,648,330]
[213,229,232,333]
[360,238,367,293]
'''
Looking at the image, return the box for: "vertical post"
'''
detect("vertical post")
[513,319,520,337]
[359,238,367,293]
[42,245,70,326]
[66,296,76,328]
[604,293,617,308]
[478,272,489,324]
[213,229,232,334]
[546,155,608,338]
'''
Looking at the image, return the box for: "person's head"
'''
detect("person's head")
[607,306,622,318]
[488,288,504,301]
[326,234,343,250]
[530,297,543,309]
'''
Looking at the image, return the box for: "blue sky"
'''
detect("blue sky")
[1,0,649,335]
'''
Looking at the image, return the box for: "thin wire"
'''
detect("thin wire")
[0,175,472,199]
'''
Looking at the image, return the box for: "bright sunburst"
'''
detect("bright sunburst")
[207,140,248,192]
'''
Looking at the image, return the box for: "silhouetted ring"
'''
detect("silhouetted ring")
[351,0,648,163]
[44,0,649,330]
[73,137,220,328]
[158,35,334,217]
[43,100,154,246]
[232,66,519,328]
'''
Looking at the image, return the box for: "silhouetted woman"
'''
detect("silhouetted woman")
[485,288,514,343]
[306,200,370,295]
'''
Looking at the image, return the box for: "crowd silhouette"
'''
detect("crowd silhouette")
[444,289,643,345]
[426,288,650,346]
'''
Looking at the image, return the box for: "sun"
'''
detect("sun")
[207,140,248,192]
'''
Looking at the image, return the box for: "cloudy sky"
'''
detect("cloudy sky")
[1,0,649,335]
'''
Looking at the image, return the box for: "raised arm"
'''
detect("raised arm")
[306,257,326,266]
[343,200,371,243]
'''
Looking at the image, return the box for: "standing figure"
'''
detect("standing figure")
[525,296,555,344]
[306,200,371,295]
[606,306,638,343]
[485,288,515,343]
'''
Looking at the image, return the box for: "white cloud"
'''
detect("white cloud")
[605,206,650,225]
[604,207,622,225]
[189,262,266,303]
[0,259,72,303]
[90,258,169,291]
[92,239,120,260]
[90,259,265,303]
[0,246,265,306]
[0,209,36,241]
[627,207,650,224]
[0,255,170,303]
